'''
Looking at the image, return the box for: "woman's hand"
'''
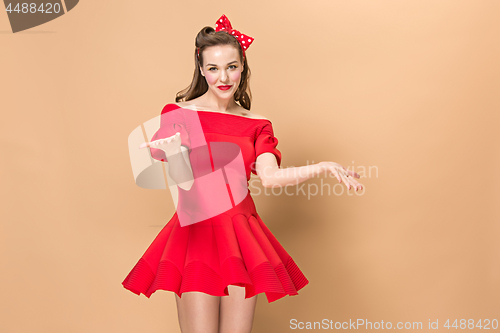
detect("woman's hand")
[139,132,182,157]
[319,161,363,191]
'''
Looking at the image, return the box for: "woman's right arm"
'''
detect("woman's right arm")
[141,132,194,191]
[164,145,194,191]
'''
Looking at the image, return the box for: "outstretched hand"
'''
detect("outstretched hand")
[319,161,363,191]
[139,132,182,156]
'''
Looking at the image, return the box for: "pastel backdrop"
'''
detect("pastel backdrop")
[1,0,499,332]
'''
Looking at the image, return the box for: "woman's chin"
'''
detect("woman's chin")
[212,88,234,99]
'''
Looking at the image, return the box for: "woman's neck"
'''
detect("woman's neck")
[194,94,239,113]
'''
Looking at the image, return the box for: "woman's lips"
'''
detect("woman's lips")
[217,85,232,90]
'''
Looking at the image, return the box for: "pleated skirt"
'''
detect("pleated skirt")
[122,191,308,303]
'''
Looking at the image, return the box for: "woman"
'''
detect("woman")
[122,14,363,333]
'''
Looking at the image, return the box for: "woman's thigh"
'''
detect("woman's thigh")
[219,285,258,333]
[175,291,220,333]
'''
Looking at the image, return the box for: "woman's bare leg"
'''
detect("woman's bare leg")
[219,285,258,333]
[175,291,220,333]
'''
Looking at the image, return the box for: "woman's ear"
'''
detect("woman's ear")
[199,66,204,77]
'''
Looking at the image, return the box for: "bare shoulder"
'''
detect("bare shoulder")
[246,112,268,120]
[173,101,192,108]
[237,106,268,120]
[173,100,211,110]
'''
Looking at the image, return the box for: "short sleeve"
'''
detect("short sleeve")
[251,122,282,175]
[149,104,191,162]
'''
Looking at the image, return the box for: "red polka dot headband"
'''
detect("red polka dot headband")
[197,14,254,61]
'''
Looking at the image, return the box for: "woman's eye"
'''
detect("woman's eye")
[208,65,237,71]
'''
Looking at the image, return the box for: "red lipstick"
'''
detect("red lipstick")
[217,85,232,90]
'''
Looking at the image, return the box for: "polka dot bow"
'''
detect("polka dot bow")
[197,14,254,60]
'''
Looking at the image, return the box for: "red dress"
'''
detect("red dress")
[122,103,309,303]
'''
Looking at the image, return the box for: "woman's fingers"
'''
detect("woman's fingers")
[139,132,181,149]
[325,163,345,184]
[330,164,347,183]
[347,175,363,191]
[346,175,363,191]
[343,172,361,191]
[347,169,360,179]
[326,163,363,191]
[353,179,363,191]
[338,165,359,179]
[340,167,361,190]
[328,165,342,183]
[338,170,351,190]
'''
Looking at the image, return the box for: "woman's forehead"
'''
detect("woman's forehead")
[204,45,239,57]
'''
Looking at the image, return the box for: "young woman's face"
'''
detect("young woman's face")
[199,44,244,100]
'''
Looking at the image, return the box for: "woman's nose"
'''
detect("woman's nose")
[219,70,228,82]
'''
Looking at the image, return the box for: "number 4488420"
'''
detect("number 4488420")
[444,319,498,330]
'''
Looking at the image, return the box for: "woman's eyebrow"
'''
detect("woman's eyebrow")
[206,61,238,67]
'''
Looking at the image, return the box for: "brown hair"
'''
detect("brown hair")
[175,26,253,110]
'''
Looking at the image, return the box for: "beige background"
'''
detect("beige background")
[1,0,499,332]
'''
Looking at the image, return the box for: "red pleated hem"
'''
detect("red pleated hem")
[122,255,309,303]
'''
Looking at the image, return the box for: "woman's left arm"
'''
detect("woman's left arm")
[255,153,363,191]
